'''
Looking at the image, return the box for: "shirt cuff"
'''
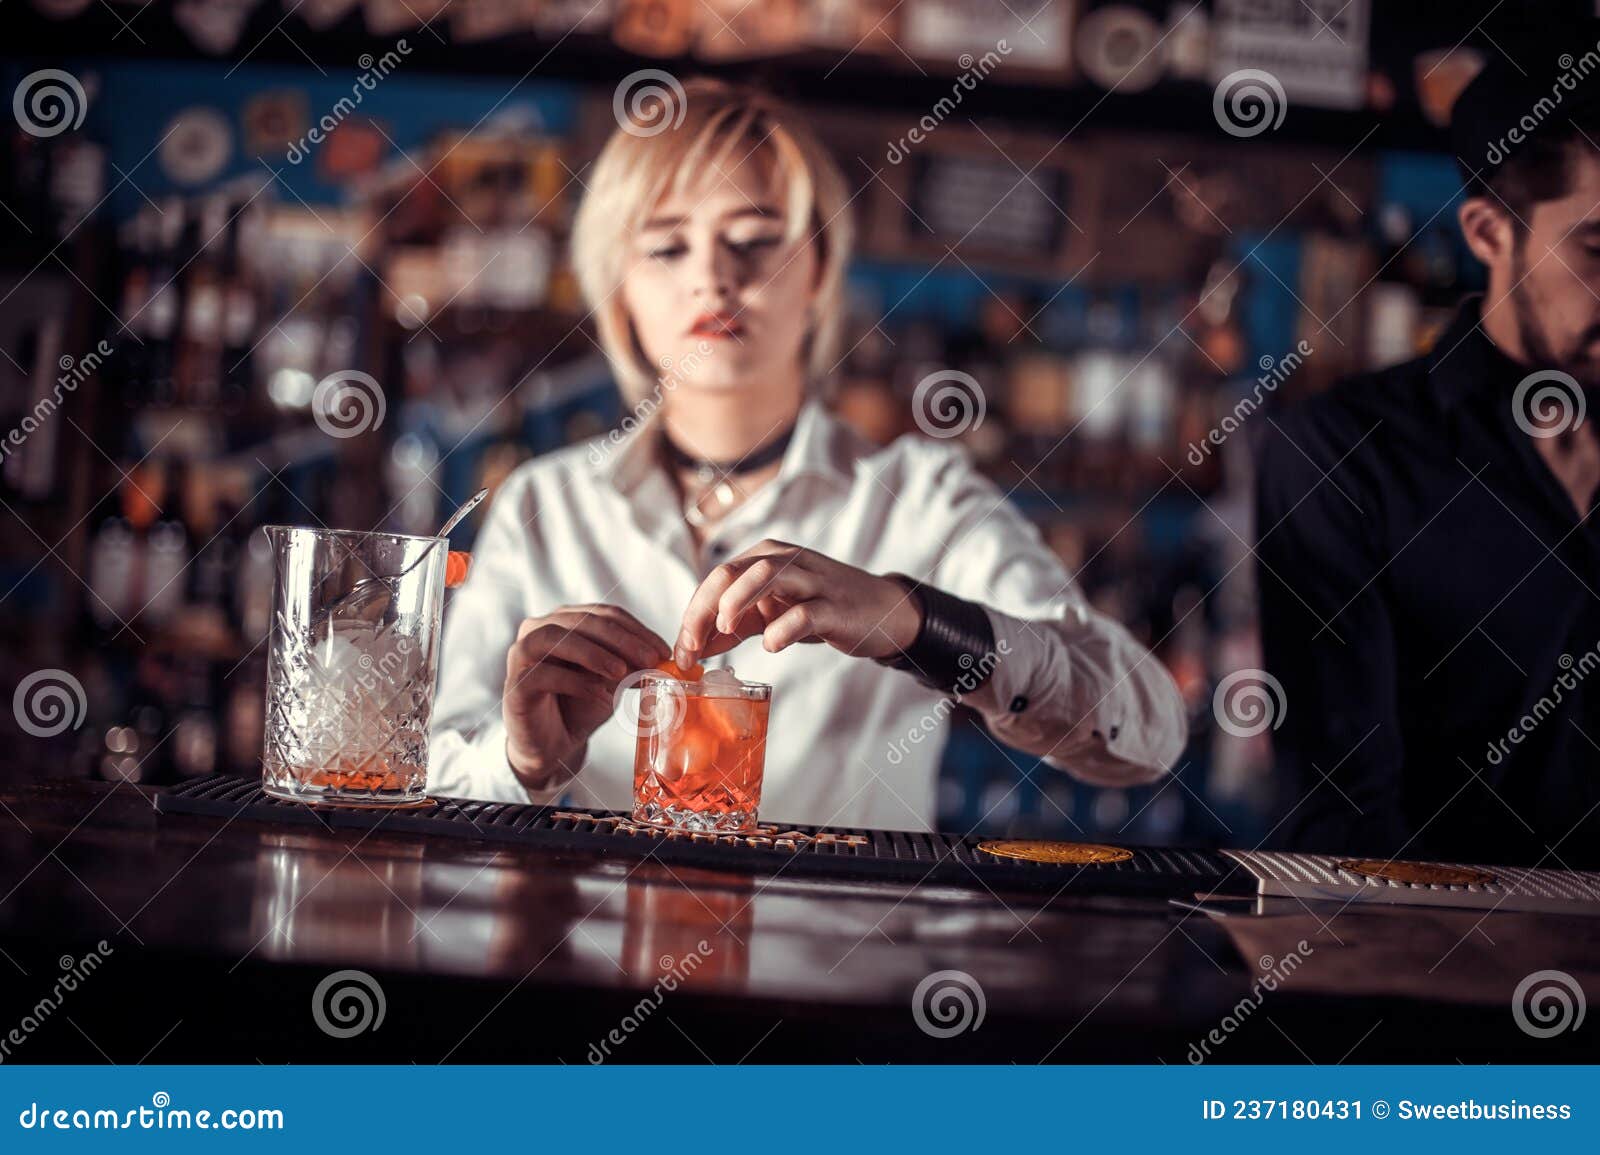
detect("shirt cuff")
[958,605,1047,719]
[429,717,576,805]
[966,602,1184,786]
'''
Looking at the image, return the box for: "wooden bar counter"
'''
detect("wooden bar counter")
[0,779,1595,1064]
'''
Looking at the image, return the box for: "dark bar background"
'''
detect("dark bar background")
[0,0,1551,848]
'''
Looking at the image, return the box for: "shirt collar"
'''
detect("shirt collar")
[1429,295,1525,412]
[590,396,855,498]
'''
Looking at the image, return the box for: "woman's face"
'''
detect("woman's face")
[621,156,820,398]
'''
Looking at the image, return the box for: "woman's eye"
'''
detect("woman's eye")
[726,237,781,257]
[647,244,686,261]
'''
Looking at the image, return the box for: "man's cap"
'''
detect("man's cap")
[1450,18,1600,189]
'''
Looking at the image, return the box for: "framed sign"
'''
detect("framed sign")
[1212,0,1370,110]
[870,125,1095,274]
[899,0,1074,75]
[907,154,1069,255]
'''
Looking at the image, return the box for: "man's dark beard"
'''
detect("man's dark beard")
[1509,241,1600,390]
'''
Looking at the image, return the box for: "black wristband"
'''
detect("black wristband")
[875,573,998,696]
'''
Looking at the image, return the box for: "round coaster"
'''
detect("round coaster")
[1336,859,1497,886]
[978,839,1134,865]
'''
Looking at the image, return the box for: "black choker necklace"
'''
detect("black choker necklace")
[662,421,798,529]
[660,421,797,482]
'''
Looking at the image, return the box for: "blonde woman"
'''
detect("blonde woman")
[429,79,1186,829]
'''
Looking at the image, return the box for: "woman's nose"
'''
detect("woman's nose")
[685,240,737,304]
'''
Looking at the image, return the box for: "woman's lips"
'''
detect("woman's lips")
[688,312,745,339]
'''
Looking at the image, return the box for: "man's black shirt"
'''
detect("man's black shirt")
[1256,299,1600,868]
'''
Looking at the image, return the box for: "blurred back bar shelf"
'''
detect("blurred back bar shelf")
[1,0,1502,152]
[0,0,1525,845]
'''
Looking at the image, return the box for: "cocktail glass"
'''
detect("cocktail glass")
[631,671,771,834]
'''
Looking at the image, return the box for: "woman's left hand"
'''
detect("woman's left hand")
[675,540,922,666]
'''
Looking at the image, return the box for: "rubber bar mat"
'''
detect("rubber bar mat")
[154,774,1248,899]
[1224,849,1600,915]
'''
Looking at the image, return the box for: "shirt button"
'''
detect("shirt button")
[1009,694,1029,713]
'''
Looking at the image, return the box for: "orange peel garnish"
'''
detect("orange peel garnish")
[654,658,704,681]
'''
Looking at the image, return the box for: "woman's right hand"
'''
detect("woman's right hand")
[502,604,672,791]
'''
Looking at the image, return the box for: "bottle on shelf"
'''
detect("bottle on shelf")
[141,199,185,408]
[175,196,228,408]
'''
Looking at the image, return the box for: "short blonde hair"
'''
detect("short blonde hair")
[571,78,854,403]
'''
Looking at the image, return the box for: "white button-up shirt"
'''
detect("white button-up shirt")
[428,399,1187,830]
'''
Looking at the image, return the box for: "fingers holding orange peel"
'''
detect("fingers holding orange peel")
[655,657,704,681]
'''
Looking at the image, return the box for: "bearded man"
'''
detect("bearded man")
[1256,33,1600,868]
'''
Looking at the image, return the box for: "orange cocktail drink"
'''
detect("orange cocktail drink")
[631,665,772,834]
